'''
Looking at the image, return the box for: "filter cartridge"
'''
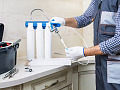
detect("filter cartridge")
[27,23,35,61]
[36,23,44,59]
[45,23,52,59]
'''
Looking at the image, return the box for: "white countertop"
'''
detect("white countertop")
[0,56,95,89]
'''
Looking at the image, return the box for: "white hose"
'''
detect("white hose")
[74,30,90,65]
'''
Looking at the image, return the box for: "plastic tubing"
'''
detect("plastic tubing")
[75,30,90,65]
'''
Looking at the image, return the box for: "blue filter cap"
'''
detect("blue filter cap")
[25,21,49,29]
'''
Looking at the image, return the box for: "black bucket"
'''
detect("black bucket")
[0,23,4,42]
[0,42,19,74]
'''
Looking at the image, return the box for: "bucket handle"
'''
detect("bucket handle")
[12,39,21,47]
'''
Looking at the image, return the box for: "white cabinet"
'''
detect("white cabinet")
[0,87,13,90]
[71,63,95,90]
[78,63,96,90]
[72,66,79,90]
[79,70,95,90]
[1,69,72,90]
[59,84,72,90]
[1,85,22,90]
[23,69,72,90]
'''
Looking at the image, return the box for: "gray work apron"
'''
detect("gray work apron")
[93,0,120,90]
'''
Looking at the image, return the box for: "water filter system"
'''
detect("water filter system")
[25,19,71,66]
[25,9,90,66]
[25,10,52,60]
[25,21,51,60]
[25,9,67,61]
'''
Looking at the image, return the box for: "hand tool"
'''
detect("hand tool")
[2,68,19,79]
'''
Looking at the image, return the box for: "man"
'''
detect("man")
[50,0,120,90]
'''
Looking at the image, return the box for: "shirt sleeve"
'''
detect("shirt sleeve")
[99,5,120,55]
[74,0,95,28]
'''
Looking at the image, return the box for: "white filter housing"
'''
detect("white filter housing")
[36,23,44,59]
[26,21,52,61]
[45,23,52,59]
[27,23,35,61]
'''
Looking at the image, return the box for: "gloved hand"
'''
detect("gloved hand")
[50,17,65,27]
[65,46,85,61]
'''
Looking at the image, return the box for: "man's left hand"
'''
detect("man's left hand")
[65,46,85,61]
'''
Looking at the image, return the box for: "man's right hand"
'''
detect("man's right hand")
[50,17,65,27]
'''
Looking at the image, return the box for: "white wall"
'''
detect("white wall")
[0,0,85,59]
[83,0,94,47]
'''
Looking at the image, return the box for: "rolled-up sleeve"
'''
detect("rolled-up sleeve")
[99,6,120,55]
[74,0,95,28]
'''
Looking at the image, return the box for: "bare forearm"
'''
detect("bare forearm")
[64,18,78,28]
[84,45,105,56]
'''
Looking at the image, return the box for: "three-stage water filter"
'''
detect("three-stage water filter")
[25,21,52,61]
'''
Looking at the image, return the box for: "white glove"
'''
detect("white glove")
[50,17,65,26]
[65,46,85,61]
